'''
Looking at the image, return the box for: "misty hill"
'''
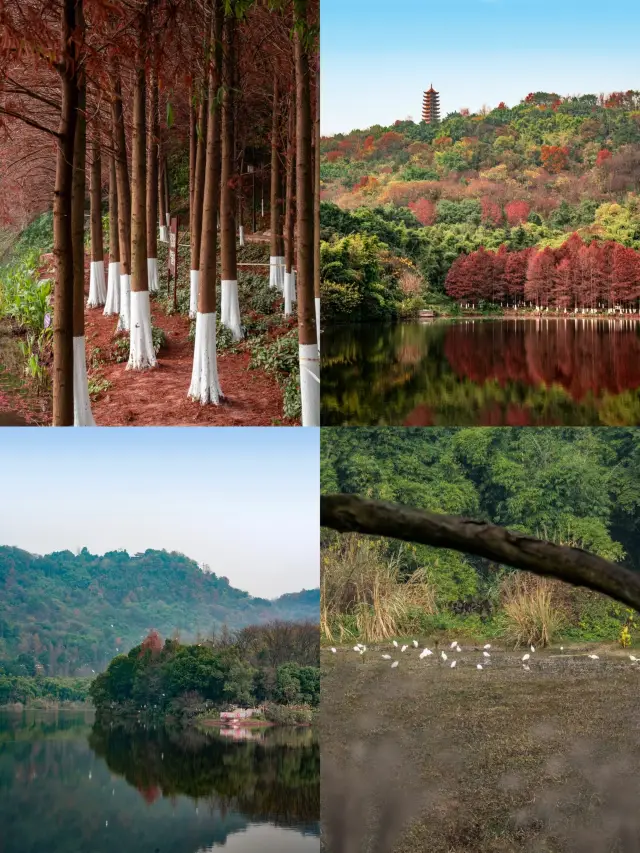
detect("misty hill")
[0,546,319,675]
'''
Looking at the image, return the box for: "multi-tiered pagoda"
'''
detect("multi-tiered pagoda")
[422,85,440,124]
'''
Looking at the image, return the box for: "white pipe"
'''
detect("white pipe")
[104,261,120,315]
[189,270,199,319]
[220,279,243,340]
[299,342,320,426]
[276,256,285,292]
[73,336,95,426]
[117,274,131,332]
[188,312,223,404]
[127,290,157,370]
[238,226,245,247]
[269,256,279,289]
[159,225,168,242]
[147,258,159,294]
[87,260,107,308]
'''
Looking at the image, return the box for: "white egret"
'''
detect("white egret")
[412,640,418,647]
[393,640,398,648]
[401,645,408,652]
[441,651,447,661]
[477,664,483,670]
[420,648,433,659]
[381,654,392,660]
[483,644,491,650]
[450,641,457,649]
[330,648,337,654]
[523,664,530,671]
[450,660,457,668]
[531,645,535,653]
[522,653,530,661]
[483,651,490,658]
[588,654,599,659]
[391,661,399,669]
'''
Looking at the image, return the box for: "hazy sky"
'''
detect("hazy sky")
[0,428,319,598]
[321,0,640,135]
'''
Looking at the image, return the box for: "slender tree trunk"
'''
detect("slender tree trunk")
[88,133,106,308]
[284,88,296,317]
[128,60,155,370]
[294,3,319,426]
[189,82,209,317]
[189,84,196,217]
[269,76,283,290]
[112,73,132,332]
[220,9,242,339]
[52,0,79,426]
[164,154,171,222]
[313,61,321,346]
[71,2,94,426]
[189,0,223,403]
[104,142,120,315]
[70,64,85,334]
[158,140,166,238]
[146,60,159,293]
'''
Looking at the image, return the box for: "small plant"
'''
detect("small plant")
[620,625,631,648]
[88,377,112,400]
[113,327,166,362]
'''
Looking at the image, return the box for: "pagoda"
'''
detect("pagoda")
[422,85,440,124]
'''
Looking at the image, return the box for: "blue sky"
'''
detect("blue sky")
[0,428,319,598]
[322,0,640,135]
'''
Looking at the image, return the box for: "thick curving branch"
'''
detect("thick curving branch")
[321,493,640,612]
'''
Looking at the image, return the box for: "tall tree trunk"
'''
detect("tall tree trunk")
[52,0,79,426]
[104,142,120,315]
[189,0,223,404]
[128,60,155,370]
[313,61,321,347]
[146,60,159,293]
[284,87,296,317]
[189,84,196,226]
[112,73,132,332]
[294,2,319,426]
[71,4,94,426]
[88,134,106,308]
[189,83,209,318]
[269,76,283,290]
[158,139,167,239]
[220,9,242,339]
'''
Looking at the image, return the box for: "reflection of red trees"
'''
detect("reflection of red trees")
[403,404,433,426]
[443,319,640,399]
[446,236,640,309]
[139,785,161,805]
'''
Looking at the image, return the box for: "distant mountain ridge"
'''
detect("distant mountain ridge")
[0,546,319,675]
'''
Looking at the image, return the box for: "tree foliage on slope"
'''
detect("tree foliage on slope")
[0,547,320,674]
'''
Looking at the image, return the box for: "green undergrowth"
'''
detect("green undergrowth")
[0,212,54,389]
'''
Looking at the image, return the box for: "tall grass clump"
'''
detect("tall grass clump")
[501,572,566,648]
[321,534,436,644]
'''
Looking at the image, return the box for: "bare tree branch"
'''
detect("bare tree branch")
[321,493,640,612]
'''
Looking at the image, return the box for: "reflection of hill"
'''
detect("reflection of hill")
[0,714,319,853]
[89,722,320,826]
[322,319,640,426]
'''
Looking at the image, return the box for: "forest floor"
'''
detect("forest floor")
[0,237,298,426]
[321,643,640,853]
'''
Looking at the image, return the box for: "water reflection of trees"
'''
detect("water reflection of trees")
[322,320,640,426]
[88,722,319,826]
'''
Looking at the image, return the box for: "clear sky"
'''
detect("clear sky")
[321,0,640,135]
[0,428,319,598]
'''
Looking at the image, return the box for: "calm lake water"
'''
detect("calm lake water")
[321,317,640,426]
[0,711,319,853]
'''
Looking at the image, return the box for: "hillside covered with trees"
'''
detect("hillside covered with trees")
[0,546,319,676]
[321,428,640,645]
[90,621,320,718]
[320,91,640,321]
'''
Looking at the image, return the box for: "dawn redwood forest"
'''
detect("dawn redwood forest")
[320,91,640,321]
[0,0,320,426]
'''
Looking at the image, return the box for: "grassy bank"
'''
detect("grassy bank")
[321,534,638,650]
[321,645,640,853]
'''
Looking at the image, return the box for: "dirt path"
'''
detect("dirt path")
[84,299,294,426]
[321,644,640,853]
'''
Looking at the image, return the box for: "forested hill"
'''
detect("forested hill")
[0,547,319,675]
[320,91,640,321]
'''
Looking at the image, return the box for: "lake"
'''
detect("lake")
[0,711,320,853]
[321,317,640,426]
